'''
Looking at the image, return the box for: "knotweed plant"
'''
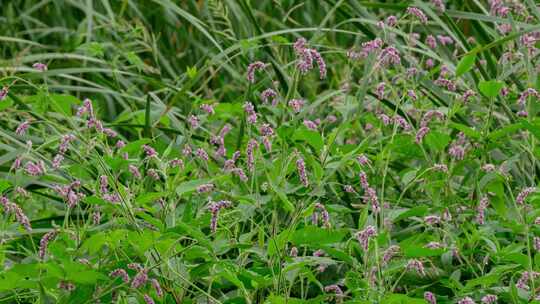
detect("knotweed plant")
[1,1,540,303]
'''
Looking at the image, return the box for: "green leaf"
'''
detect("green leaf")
[67,270,107,284]
[383,294,425,304]
[134,192,166,205]
[456,52,477,77]
[478,80,504,98]
[403,245,445,257]
[293,127,324,152]
[424,131,451,151]
[449,122,482,139]
[291,226,347,246]
[176,178,214,196]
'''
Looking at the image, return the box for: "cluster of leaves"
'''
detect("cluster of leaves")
[2,1,540,303]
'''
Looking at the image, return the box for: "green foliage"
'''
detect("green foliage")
[1,1,540,304]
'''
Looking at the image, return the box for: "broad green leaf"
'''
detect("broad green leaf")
[478,80,504,98]
[456,52,477,77]
[291,226,347,246]
[293,127,324,152]
[403,245,445,257]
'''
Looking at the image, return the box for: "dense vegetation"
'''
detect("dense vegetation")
[2,1,540,303]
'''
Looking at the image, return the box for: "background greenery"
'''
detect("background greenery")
[1,0,540,303]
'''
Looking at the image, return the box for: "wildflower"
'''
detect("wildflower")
[424,215,441,225]
[535,217,540,225]
[196,148,209,162]
[379,113,391,125]
[356,225,377,250]
[476,196,489,224]
[1,196,32,232]
[421,110,445,128]
[208,200,232,232]
[246,61,266,83]
[481,295,497,304]
[359,171,370,189]
[32,62,48,71]
[382,245,400,265]
[426,35,437,49]
[187,115,199,128]
[147,169,160,180]
[516,271,539,290]
[200,104,214,114]
[76,99,93,117]
[313,249,325,257]
[324,285,343,303]
[143,294,155,304]
[290,247,298,257]
[150,279,163,297]
[377,46,401,66]
[129,165,142,179]
[517,110,528,117]
[534,237,540,251]
[425,242,443,249]
[143,145,158,158]
[260,123,274,136]
[432,0,445,12]
[131,268,149,289]
[386,15,398,27]
[357,154,370,166]
[196,183,214,193]
[25,160,46,176]
[303,120,318,130]
[52,154,64,169]
[376,82,385,99]
[416,126,430,144]
[246,139,258,172]
[437,35,453,45]
[15,121,30,136]
[425,58,435,68]
[409,33,420,46]
[293,38,327,79]
[103,128,117,137]
[57,281,75,292]
[424,291,437,304]
[407,7,428,24]
[462,89,476,103]
[516,187,535,205]
[458,297,476,304]
[261,88,278,105]
[169,158,184,169]
[99,175,108,193]
[434,78,456,91]
[406,259,426,276]
[517,88,539,106]
[314,203,330,228]
[0,87,8,101]
[110,269,130,283]
[92,210,101,224]
[288,98,305,113]
[296,156,309,187]
[116,140,126,149]
[344,185,354,193]
[59,134,75,154]
[39,230,58,259]
[311,49,327,79]
[364,187,380,213]
[432,164,448,172]
[54,183,85,208]
[15,187,29,197]
[393,115,411,131]
[128,263,142,271]
[449,133,468,160]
